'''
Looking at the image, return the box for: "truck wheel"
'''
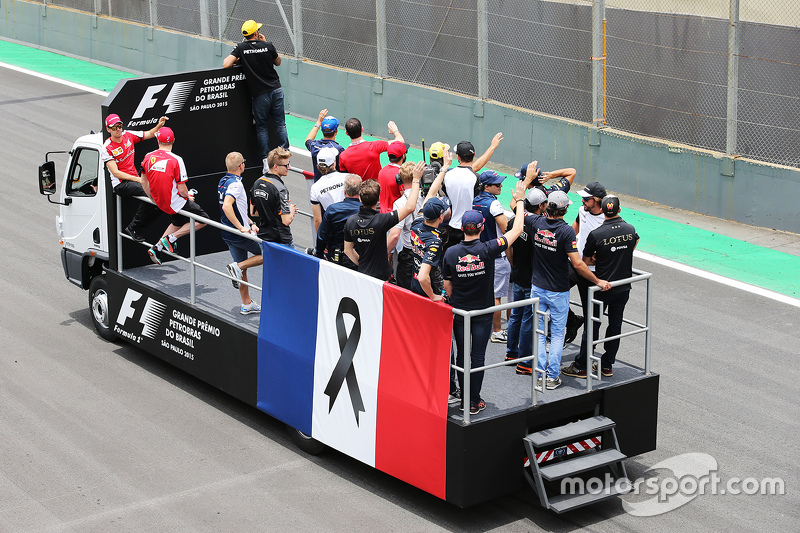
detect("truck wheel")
[286,424,326,455]
[88,276,117,342]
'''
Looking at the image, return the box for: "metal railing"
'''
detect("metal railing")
[585,267,653,391]
[452,297,550,425]
[114,166,314,305]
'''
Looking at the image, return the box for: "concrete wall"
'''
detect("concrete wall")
[3,0,798,232]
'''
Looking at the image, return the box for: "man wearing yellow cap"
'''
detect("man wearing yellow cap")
[224,20,288,173]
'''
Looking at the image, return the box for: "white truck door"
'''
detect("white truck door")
[60,146,108,254]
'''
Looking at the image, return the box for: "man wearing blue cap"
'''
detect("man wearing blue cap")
[442,180,527,415]
[473,170,512,343]
[305,108,344,182]
[410,197,450,301]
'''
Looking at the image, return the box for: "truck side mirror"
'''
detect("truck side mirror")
[39,161,57,196]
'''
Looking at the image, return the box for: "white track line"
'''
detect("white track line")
[0,61,110,96]
[635,251,800,308]
[8,59,797,307]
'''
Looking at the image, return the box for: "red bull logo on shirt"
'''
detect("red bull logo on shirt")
[456,254,485,273]
[535,229,558,249]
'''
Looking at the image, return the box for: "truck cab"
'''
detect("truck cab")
[40,132,109,289]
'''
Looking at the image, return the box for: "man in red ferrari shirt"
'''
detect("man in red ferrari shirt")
[101,113,168,242]
[140,127,208,264]
[338,117,405,183]
[377,141,410,213]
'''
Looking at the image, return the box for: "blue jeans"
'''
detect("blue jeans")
[574,289,630,369]
[507,283,533,365]
[252,87,288,159]
[452,314,493,403]
[531,285,570,379]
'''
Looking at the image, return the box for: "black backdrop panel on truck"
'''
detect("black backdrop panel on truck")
[101,67,264,270]
[106,269,258,405]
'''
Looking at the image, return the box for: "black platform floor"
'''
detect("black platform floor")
[123,249,653,424]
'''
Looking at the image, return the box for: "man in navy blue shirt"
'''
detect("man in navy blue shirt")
[442,180,526,415]
[523,190,611,390]
[314,174,362,269]
[305,108,344,182]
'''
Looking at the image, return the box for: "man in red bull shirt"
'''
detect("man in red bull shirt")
[521,190,611,390]
[442,180,526,415]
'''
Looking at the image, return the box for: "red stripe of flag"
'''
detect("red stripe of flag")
[375,284,453,499]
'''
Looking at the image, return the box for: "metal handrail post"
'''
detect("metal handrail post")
[189,220,196,304]
[586,287,601,392]
[462,312,472,424]
[645,275,653,374]
[116,195,123,271]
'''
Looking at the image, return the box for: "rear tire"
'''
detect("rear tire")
[88,275,117,342]
[286,424,326,455]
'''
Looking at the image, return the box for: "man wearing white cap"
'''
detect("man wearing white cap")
[309,146,348,231]
[223,20,288,171]
[101,112,168,242]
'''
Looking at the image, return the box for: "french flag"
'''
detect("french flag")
[256,243,453,499]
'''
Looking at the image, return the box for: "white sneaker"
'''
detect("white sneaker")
[227,262,243,289]
[490,330,508,343]
[546,377,562,390]
[241,301,261,315]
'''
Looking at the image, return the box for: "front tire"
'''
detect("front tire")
[286,424,326,455]
[88,275,117,342]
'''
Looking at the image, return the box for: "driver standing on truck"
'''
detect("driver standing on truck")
[250,147,298,247]
[140,127,208,264]
[219,151,263,316]
[101,113,168,242]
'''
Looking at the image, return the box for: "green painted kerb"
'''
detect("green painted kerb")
[3,39,798,300]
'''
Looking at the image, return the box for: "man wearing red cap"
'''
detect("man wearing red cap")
[140,127,208,264]
[338,117,405,183]
[377,141,410,213]
[101,113,168,242]
[223,19,288,172]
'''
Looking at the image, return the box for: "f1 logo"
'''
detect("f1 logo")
[132,81,196,119]
[117,288,167,339]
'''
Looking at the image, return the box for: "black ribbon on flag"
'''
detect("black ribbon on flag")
[324,297,365,425]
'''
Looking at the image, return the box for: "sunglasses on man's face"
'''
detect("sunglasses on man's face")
[110,124,123,131]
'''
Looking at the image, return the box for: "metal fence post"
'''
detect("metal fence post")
[149,0,157,28]
[477,0,488,99]
[199,0,211,37]
[376,0,387,77]
[218,0,226,42]
[292,0,303,58]
[726,0,740,157]
[591,0,605,127]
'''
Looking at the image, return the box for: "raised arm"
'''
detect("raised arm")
[387,121,404,143]
[395,162,424,220]
[306,109,329,143]
[471,132,503,172]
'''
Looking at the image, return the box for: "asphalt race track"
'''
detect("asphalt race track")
[0,66,797,532]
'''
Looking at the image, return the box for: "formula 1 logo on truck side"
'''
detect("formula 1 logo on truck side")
[116,288,167,341]
[131,81,196,119]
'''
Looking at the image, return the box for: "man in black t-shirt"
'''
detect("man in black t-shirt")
[223,19,288,171]
[442,180,526,415]
[523,191,611,390]
[344,162,424,281]
[250,147,297,245]
[506,187,547,368]
[410,197,450,301]
[562,196,639,378]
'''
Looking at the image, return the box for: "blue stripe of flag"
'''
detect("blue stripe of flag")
[256,242,319,434]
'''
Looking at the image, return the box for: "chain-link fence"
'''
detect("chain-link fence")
[44,0,800,167]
